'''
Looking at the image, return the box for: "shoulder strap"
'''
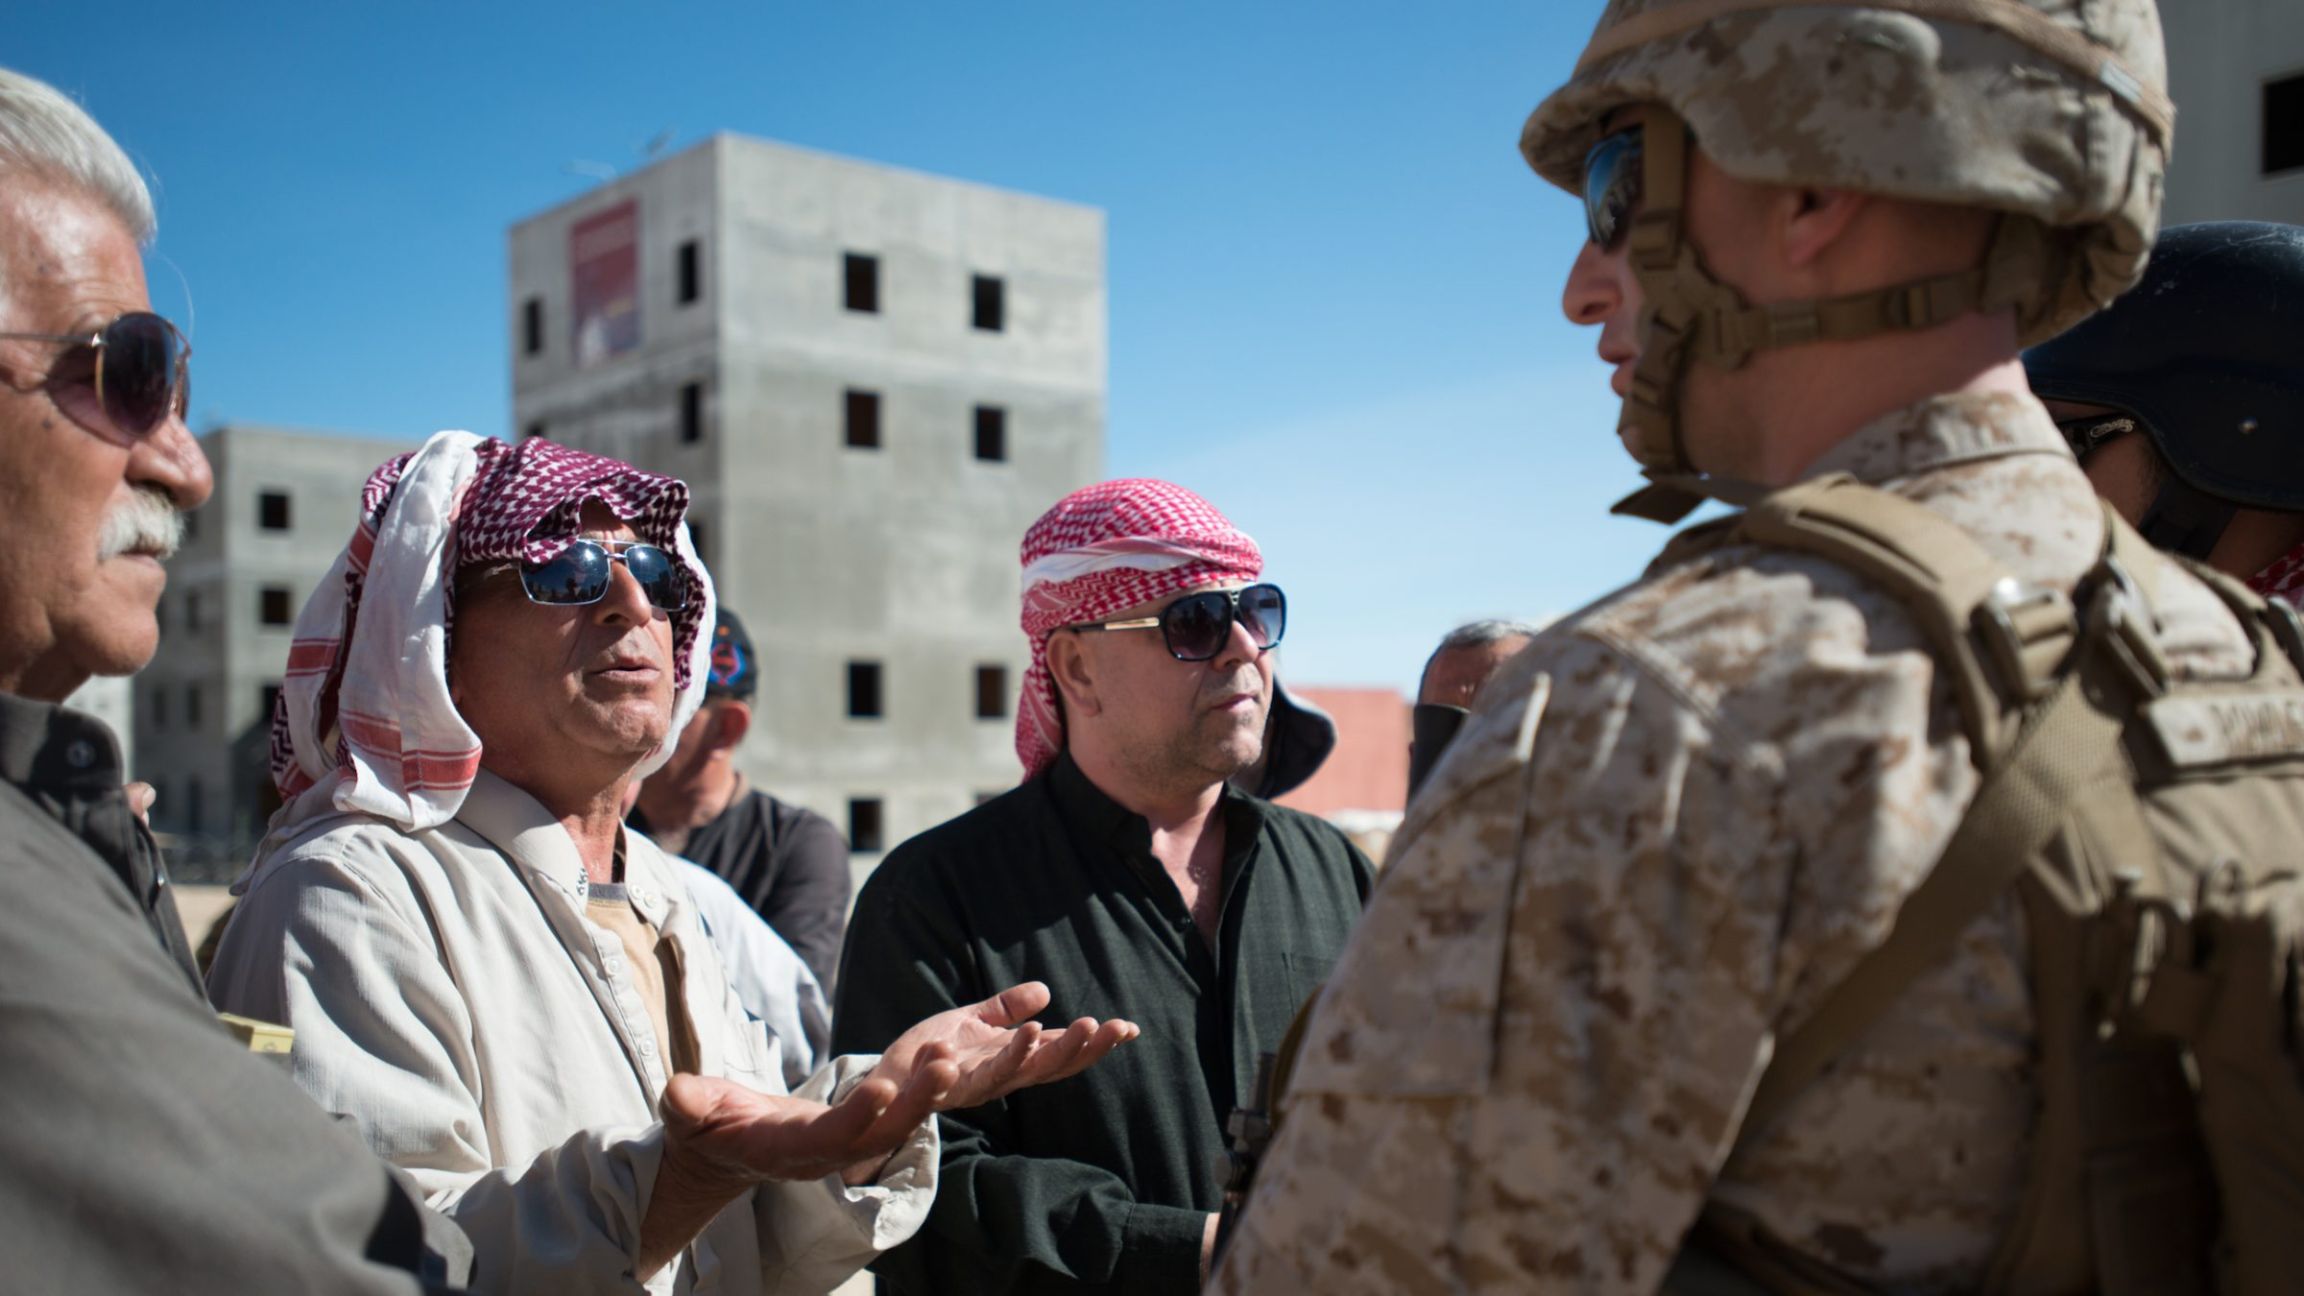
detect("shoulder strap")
[1730,485,2160,1142]
[1739,473,2076,760]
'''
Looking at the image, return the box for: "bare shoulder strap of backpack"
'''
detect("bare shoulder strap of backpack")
[1728,479,2149,1142]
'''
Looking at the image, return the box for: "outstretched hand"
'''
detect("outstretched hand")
[871,980,1138,1114]
[641,981,1138,1276]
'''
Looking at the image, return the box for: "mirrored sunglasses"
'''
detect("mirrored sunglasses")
[0,311,192,441]
[518,539,686,612]
[1582,125,1645,251]
[1072,583,1287,663]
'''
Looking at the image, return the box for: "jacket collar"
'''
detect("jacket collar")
[453,769,676,925]
[0,689,127,803]
[1802,389,2072,487]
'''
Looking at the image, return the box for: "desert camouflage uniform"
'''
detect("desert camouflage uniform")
[1207,390,2256,1294]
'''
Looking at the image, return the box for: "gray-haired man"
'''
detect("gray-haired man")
[0,65,469,1293]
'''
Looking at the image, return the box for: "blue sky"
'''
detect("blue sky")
[15,1,1677,691]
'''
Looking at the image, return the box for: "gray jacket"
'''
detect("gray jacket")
[0,690,467,1294]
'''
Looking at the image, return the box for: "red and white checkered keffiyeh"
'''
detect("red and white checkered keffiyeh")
[2252,540,2304,611]
[1015,479,1261,779]
[267,430,714,833]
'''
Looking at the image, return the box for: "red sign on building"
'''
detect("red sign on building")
[570,200,640,368]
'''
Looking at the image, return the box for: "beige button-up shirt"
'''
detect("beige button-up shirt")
[1210,392,2257,1294]
[210,768,937,1296]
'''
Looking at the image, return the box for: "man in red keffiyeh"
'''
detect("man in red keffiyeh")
[832,478,1373,1296]
[208,431,1135,1296]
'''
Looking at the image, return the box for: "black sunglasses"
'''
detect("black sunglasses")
[1070,583,1286,663]
[1582,125,1644,251]
[2053,413,2137,462]
[0,311,191,441]
[519,539,687,612]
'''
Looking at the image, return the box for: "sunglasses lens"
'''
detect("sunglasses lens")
[1239,584,1286,650]
[1162,591,1231,662]
[1582,128,1643,250]
[623,544,687,611]
[99,313,182,437]
[521,541,613,605]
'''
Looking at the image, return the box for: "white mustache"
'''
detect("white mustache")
[97,488,185,562]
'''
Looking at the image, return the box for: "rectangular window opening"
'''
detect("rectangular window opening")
[844,253,880,313]
[186,683,204,729]
[260,586,294,627]
[971,274,1005,332]
[186,590,204,632]
[524,420,546,441]
[680,381,704,444]
[677,239,701,305]
[150,684,167,729]
[257,490,291,532]
[847,798,884,853]
[974,664,1008,719]
[973,405,1007,462]
[522,297,543,356]
[186,778,204,834]
[2267,72,2304,175]
[687,516,708,568]
[844,389,882,449]
[847,660,884,718]
[261,682,283,726]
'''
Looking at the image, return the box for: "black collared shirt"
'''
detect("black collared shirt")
[833,754,1373,1294]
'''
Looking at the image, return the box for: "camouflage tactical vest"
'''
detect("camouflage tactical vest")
[1666,474,2304,1296]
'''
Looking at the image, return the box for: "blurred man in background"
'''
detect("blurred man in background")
[2026,220,2304,602]
[633,607,852,991]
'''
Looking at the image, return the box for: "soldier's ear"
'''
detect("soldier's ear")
[1048,632,1103,719]
[1780,185,1868,271]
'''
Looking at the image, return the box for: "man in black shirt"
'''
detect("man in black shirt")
[835,479,1373,1293]
[631,606,851,988]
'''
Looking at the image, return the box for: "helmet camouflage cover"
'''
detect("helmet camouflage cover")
[1524,0,2173,344]
[1522,0,2174,521]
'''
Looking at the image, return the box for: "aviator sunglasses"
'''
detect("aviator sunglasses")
[1069,583,1287,663]
[1582,124,1645,251]
[0,311,192,441]
[519,539,687,612]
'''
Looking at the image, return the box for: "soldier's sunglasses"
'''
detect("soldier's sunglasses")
[1582,125,1645,251]
[0,311,191,441]
[519,539,687,612]
[1070,583,1286,663]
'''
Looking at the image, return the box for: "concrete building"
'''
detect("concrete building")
[2161,0,2304,225]
[509,134,1106,875]
[138,424,421,877]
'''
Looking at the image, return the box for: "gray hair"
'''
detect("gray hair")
[1433,618,1544,655]
[1421,618,1544,689]
[0,68,155,241]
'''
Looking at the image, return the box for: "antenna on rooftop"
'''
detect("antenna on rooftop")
[642,129,676,161]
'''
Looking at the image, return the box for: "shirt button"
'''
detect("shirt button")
[638,1038,657,1056]
[65,740,95,769]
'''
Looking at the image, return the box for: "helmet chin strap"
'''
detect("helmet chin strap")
[1603,107,2058,525]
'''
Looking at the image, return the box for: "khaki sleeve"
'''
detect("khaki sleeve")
[1212,631,1796,1295]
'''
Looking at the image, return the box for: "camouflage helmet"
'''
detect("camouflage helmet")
[1524,0,2172,341]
